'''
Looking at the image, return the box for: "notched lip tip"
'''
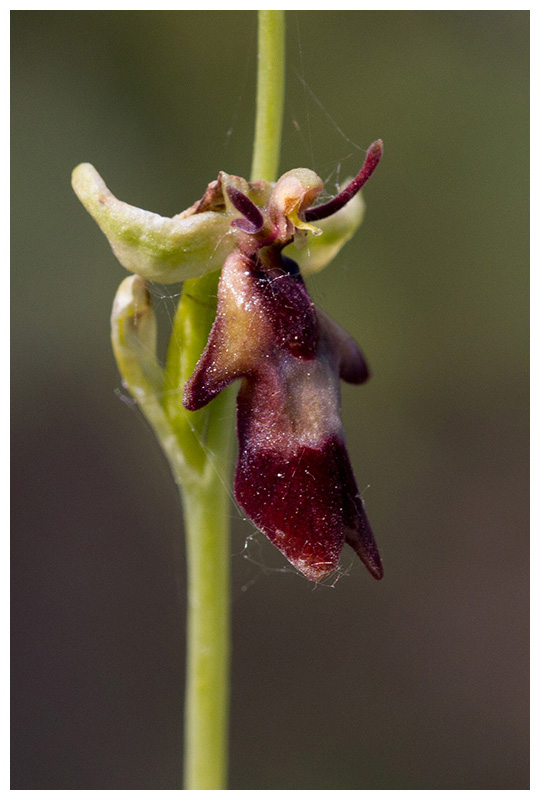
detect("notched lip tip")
[298,560,383,583]
[292,560,338,583]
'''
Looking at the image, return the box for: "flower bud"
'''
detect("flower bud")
[111,275,163,400]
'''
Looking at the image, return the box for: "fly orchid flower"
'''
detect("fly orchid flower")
[72,140,384,582]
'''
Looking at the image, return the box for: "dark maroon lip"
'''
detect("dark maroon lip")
[235,435,382,582]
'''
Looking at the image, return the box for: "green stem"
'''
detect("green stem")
[169,272,236,790]
[179,10,285,788]
[251,10,285,182]
[163,271,225,477]
[182,469,232,789]
[107,10,286,790]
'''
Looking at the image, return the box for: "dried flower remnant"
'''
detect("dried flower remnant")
[184,141,384,581]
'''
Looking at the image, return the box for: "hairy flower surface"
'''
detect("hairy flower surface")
[74,140,384,582]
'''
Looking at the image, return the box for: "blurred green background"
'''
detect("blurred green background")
[11,10,529,790]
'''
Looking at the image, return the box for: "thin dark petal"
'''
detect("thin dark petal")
[305,140,383,222]
[231,217,261,234]
[226,186,264,234]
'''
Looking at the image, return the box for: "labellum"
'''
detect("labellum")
[183,142,384,581]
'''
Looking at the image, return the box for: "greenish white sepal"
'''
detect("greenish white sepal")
[72,163,235,283]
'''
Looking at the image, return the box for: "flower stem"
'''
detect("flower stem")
[180,9,286,788]
[251,10,285,183]
[174,273,236,790]
[182,470,232,789]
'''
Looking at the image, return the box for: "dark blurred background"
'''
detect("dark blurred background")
[11,10,529,789]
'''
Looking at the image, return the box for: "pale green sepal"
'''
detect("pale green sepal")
[284,188,365,275]
[72,163,235,283]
